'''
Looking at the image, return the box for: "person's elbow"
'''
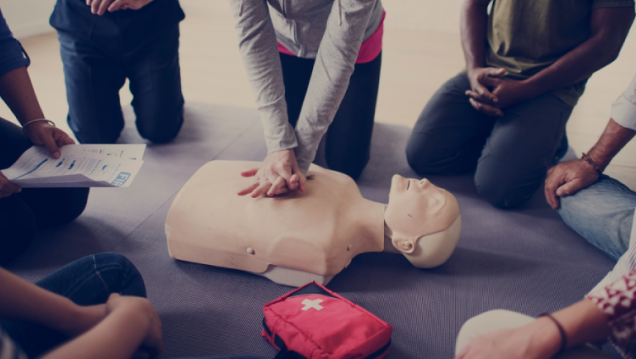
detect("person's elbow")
[592,9,635,67]
[601,37,628,66]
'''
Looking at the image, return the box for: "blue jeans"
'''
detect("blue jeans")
[0,253,146,358]
[406,74,573,208]
[0,253,269,359]
[57,25,184,144]
[558,175,636,261]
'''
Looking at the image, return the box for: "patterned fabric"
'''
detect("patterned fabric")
[0,328,27,359]
[611,73,636,132]
[587,269,636,358]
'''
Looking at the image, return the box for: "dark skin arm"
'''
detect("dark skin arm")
[522,8,634,98]
[461,0,506,116]
[545,119,635,209]
[0,66,75,157]
[0,67,76,198]
[463,2,635,116]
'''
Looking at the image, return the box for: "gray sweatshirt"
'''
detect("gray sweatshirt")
[229,0,384,172]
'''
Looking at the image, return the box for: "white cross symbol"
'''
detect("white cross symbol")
[301,298,324,311]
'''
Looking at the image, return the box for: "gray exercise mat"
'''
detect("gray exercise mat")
[7,103,616,358]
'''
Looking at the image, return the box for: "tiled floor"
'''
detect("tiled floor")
[1,0,634,189]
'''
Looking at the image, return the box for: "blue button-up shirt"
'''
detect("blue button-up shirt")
[0,8,30,79]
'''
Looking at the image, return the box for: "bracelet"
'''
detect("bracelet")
[581,153,603,175]
[22,118,55,135]
[538,313,568,356]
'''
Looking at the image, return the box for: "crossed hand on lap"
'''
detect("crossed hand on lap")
[465,67,536,117]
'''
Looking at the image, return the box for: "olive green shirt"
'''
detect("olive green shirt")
[485,0,634,106]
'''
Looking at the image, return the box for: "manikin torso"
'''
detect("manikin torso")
[166,161,461,286]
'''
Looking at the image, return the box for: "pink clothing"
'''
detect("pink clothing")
[587,268,636,359]
[277,11,385,64]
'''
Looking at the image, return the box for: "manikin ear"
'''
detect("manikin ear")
[392,236,416,254]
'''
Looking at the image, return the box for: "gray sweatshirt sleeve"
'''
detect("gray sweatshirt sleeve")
[293,0,377,172]
[230,0,377,173]
[229,0,298,153]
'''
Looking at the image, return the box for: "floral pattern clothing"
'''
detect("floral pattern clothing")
[588,269,636,358]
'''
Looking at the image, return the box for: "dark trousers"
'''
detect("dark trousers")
[0,254,146,358]
[58,24,184,144]
[0,118,89,265]
[406,74,573,208]
[280,52,382,180]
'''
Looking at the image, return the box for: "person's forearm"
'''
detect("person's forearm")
[514,299,610,358]
[292,0,376,172]
[39,304,149,359]
[524,9,634,98]
[460,0,491,71]
[587,118,636,171]
[551,299,611,348]
[0,66,45,125]
[229,0,298,154]
[522,299,610,358]
[0,268,85,332]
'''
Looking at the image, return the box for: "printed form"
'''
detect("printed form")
[1,144,146,188]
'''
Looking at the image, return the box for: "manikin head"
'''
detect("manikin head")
[385,175,461,268]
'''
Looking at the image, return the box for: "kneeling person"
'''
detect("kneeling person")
[406,0,634,208]
[50,0,185,144]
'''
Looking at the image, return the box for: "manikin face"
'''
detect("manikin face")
[385,175,460,254]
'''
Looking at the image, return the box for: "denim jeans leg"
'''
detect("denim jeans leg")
[0,253,146,358]
[558,175,636,261]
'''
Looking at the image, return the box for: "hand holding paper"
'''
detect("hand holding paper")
[1,144,146,188]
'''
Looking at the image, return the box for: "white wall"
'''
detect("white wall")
[2,0,57,38]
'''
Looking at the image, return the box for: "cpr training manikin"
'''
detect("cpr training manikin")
[165,161,462,286]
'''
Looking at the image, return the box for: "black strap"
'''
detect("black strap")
[367,339,391,359]
[265,318,303,358]
[274,351,305,359]
[271,340,391,359]
[262,318,272,336]
[288,283,336,299]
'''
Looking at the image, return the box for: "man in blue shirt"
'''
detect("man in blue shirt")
[50,0,185,144]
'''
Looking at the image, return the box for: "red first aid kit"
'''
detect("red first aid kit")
[262,282,393,359]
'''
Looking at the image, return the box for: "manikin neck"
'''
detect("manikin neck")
[350,198,398,254]
[349,197,386,251]
[382,204,402,254]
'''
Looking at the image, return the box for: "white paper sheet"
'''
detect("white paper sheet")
[1,144,146,188]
